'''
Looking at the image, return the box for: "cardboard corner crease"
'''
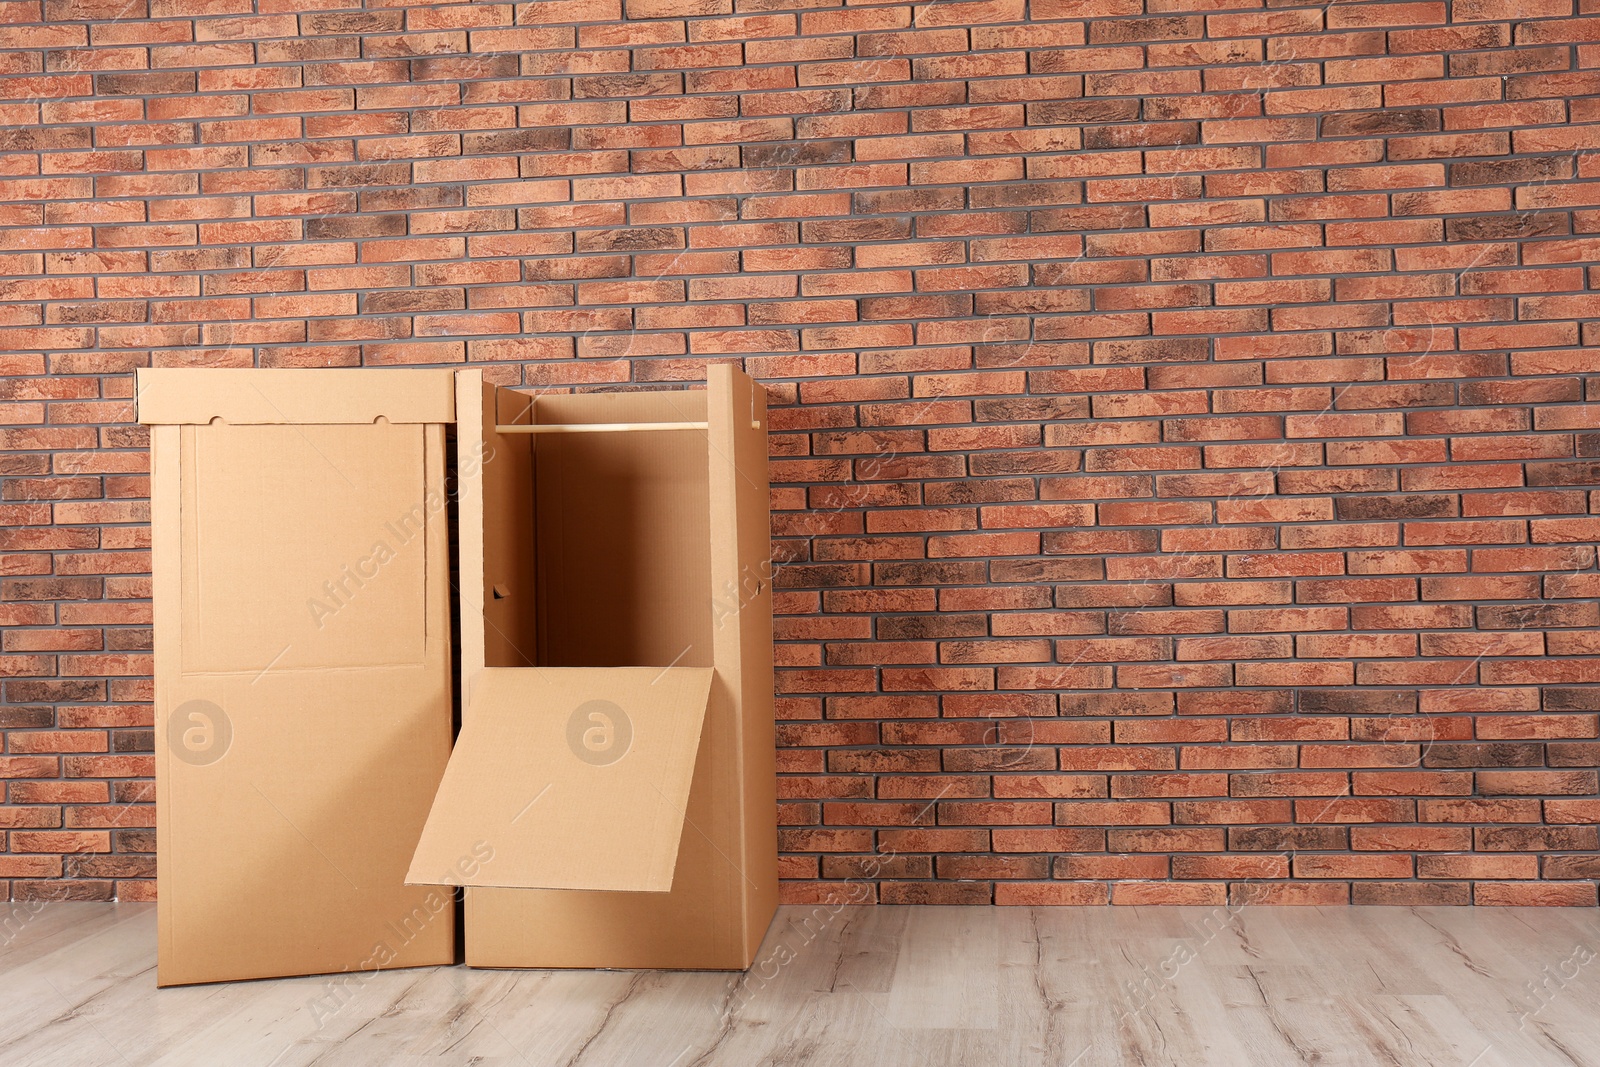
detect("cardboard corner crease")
[138,365,779,985]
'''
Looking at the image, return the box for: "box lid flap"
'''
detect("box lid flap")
[136,368,456,425]
[407,666,714,893]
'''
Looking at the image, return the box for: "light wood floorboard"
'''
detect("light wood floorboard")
[1,903,1595,1066]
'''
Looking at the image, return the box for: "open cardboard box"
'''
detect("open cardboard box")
[138,366,777,986]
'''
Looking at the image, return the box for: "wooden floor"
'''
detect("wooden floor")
[2,903,1596,1066]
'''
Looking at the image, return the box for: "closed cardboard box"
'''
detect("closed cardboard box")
[139,369,459,987]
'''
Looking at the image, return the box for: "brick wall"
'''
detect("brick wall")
[2,0,1599,907]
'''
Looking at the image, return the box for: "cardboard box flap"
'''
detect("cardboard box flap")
[152,414,456,986]
[136,368,455,425]
[407,666,715,894]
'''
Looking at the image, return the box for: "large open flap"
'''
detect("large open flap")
[408,666,715,893]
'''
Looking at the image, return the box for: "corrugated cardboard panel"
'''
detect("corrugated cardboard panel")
[464,711,736,969]
[454,371,536,676]
[150,377,456,987]
[137,367,455,425]
[707,364,781,963]
[180,424,428,672]
[513,388,708,429]
[408,666,713,893]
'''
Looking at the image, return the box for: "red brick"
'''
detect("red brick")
[995,883,1108,905]
[1351,826,1470,852]
[1353,881,1471,905]
[1111,882,1225,905]
[1294,854,1414,879]
[1474,882,1598,906]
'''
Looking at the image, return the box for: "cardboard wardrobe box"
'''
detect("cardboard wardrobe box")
[138,364,778,984]
[407,365,778,969]
[138,368,459,987]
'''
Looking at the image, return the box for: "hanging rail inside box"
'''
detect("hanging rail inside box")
[493,421,763,433]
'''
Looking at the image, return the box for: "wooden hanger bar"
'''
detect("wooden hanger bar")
[493,421,711,434]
